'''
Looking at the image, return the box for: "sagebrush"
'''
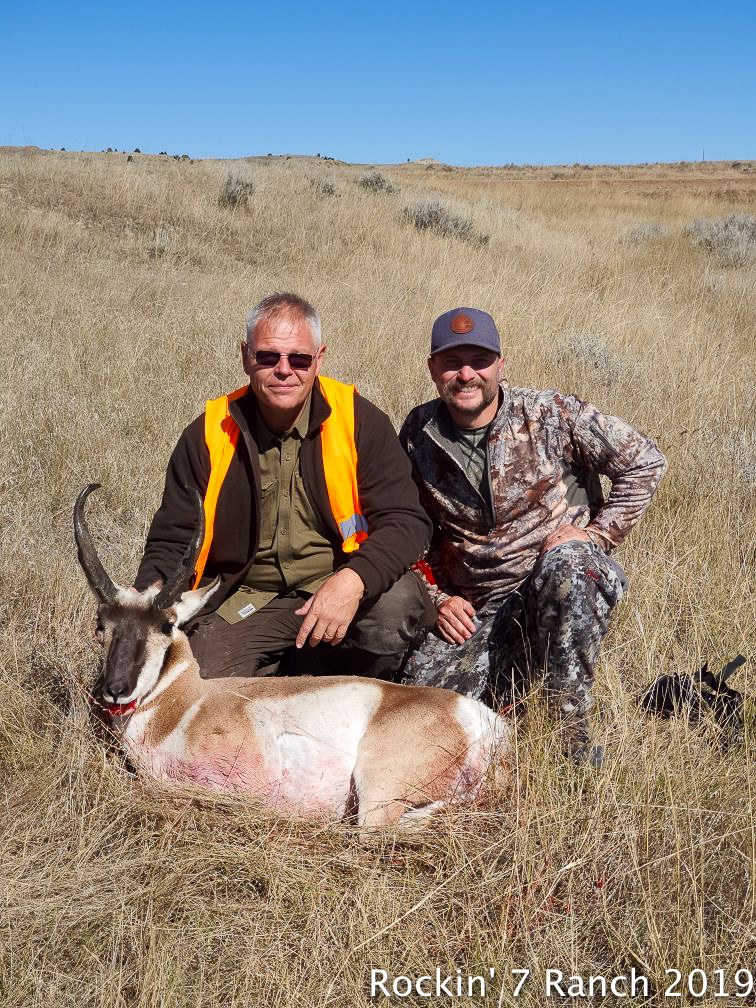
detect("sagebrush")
[688,213,756,267]
[401,199,489,245]
[358,170,399,195]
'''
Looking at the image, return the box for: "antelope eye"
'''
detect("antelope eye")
[161,622,174,636]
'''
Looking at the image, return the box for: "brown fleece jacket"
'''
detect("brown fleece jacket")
[135,379,432,612]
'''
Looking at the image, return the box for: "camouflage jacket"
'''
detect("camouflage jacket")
[399,383,667,610]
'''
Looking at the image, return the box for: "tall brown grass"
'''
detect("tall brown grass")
[0,149,754,1007]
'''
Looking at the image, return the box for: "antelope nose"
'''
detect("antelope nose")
[105,678,130,702]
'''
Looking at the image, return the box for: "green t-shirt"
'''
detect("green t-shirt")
[455,424,489,492]
[450,422,493,517]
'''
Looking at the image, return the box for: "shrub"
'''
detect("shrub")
[219,173,255,210]
[401,200,489,246]
[358,171,399,195]
[625,222,667,243]
[564,332,617,372]
[551,332,636,388]
[687,214,756,267]
[309,178,339,198]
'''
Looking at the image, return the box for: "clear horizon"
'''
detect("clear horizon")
[3,0,754,165]
[5,148,752,169]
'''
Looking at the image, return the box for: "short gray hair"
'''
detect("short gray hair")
[244,292,322,349]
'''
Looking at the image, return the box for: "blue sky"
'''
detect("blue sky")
[3,0,754,165]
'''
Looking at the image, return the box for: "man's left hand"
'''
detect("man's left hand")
[295,568,365,648]
[540,523,592,555]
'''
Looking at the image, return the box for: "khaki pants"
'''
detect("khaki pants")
[186,571,434,680]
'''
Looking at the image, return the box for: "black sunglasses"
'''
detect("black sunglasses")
[254,350,315,370]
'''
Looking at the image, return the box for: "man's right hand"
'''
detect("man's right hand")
[436,595,477,644]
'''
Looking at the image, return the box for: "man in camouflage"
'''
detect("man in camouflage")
[399,308,667,765]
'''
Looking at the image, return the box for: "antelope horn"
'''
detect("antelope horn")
[154,488,205,608]
[73,484,118,603]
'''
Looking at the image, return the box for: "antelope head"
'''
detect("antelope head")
[74,484,220,716]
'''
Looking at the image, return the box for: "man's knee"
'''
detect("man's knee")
[532,540,624,617]
[536,539,596,583]
[347,572,434,655]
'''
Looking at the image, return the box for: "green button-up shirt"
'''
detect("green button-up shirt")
[217,394,335,624]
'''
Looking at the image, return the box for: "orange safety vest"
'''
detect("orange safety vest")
[192,376,367,588]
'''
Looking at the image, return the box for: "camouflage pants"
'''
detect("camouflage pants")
[403,541,627,724]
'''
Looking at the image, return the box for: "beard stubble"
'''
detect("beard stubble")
[440,375,499,420]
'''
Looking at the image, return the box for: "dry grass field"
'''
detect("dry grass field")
[0,147,754,1007]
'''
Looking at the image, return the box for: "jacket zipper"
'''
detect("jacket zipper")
[483,437,495,533]
[229,402,262,560]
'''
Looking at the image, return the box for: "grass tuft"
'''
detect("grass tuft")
[309,177,339,198]
[218,172,255,210]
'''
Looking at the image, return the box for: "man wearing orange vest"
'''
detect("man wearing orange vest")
[135,292,434,679]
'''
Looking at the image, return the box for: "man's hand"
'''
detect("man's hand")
[295,568,365,648]
[436,595,477,645]
[540,523,592,555]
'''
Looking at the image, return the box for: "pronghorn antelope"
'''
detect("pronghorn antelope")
[75,484,510,831]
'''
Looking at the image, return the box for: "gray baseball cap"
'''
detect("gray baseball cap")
[430,307,501,356]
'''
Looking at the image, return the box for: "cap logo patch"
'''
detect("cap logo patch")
[451,314,474,334]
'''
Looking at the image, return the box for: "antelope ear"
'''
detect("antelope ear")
[172,577,222,626]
